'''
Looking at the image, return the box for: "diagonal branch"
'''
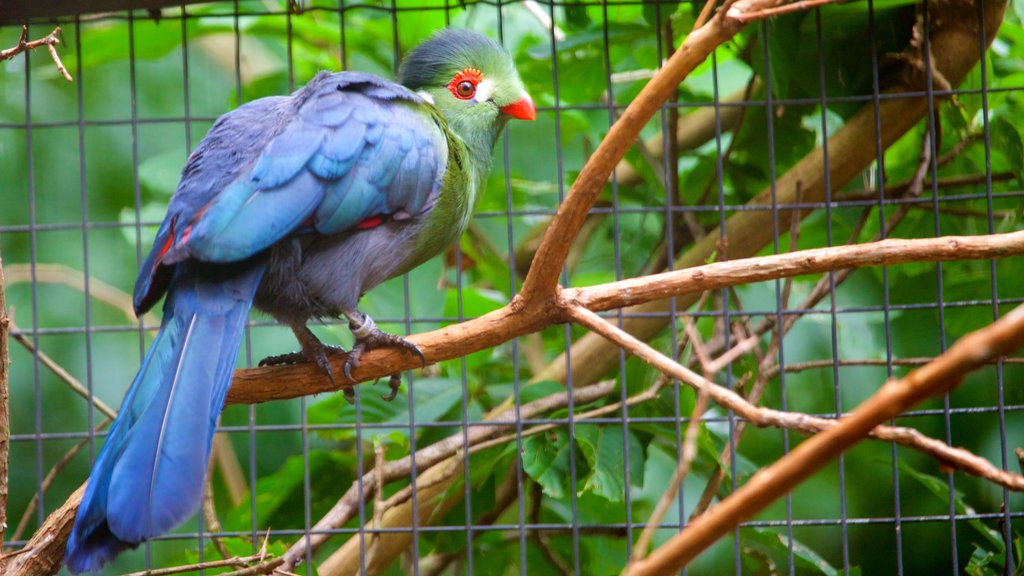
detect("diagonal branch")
[533,0,1008,388]
[518,0,780,303]
[622,304,1024,575]
[13,229,1024,575]
[564,305,1024,491]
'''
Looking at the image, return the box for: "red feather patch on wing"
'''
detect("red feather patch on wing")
[356,215,385,229]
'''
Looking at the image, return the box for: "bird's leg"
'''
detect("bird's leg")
[342,310,425,401]
[259,323,355,401]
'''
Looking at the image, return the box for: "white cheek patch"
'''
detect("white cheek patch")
[417,90,436,105]
[474,78,495,103]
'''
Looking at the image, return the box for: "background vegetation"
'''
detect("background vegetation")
[2,0,1024,573]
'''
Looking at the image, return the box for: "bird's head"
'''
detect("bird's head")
[399,29,535,137]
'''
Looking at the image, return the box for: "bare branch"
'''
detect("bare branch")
[0,26,73,82]
[0,251,9,555]
[728,0,846,22]
[624,304,1024,575]
[533,0,1004,388]
[632,389,709,559]
[564,304,1024,492]
[570,231,1024,313]
[519,0,764,303]
[122,553,272,576]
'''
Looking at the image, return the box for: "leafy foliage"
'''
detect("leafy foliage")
[1,0,1023,574]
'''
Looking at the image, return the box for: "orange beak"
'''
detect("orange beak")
[500,94,536,121]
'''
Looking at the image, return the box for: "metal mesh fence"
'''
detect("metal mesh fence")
[1,0,1023,574]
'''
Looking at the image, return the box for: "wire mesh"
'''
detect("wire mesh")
[1,0,1023,574]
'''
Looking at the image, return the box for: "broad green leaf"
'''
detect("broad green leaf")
[574,424,645,502]
[744,527,844,575]
[897,460,1004,551]
[307,378,464,446]
[991,115,1024,184]
[522,428,572,499]
[642,0,680,27]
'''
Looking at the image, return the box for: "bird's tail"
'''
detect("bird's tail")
[65,259,266,574]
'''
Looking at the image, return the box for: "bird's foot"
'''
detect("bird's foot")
[260,330,351,399]
[259,345,347,370]
[343,313,425,401]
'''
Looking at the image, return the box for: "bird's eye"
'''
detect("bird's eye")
[449,68,484,100]
[455,80,476,99]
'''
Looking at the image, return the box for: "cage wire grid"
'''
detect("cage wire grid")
[1,0,1023,574]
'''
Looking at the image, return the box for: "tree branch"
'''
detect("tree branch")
[0,25,73,82]
[14,227,1024,574]
[533,0,1008,388]
[519,0,773,304]
[0,250,9,557]
[623,304,1024,575]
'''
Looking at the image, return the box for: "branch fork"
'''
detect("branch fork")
[0,25,73,82]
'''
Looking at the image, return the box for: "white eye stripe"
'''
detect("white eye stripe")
[474,78,495,103]
[417,90,436,105]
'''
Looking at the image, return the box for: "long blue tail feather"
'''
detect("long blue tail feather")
[65,259,266,574]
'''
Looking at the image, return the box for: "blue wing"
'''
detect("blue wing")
[134,72,448,315]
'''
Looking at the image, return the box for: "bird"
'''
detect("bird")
[65,28,534,573]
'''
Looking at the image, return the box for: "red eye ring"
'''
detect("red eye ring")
[448,68,483,100]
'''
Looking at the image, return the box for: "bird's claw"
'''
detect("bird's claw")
[383,374,401,401]
[343,313,426,402]
[259,344,346,387]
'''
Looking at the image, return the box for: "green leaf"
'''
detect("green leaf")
[564,1,592,29]
[744,527,844,575]
[224,450,356,531]
[574,425,645,502]
[991,115,1024,185]
[307,378,464,446]
[522,428,572,499]
[139,148,188,198]
[642,0,680,27]
[897,460,1004,551]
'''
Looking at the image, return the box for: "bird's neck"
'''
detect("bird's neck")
[449,116,507,181]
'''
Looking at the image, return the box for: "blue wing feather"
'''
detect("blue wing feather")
[132,71,447,315]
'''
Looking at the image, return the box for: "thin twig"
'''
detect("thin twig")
[530,482,571,575]
[12,419,110,542]
[4,263,159,326]
[202,471,232,561]
[368,443,387,567]
[693,0,719,30]
[633,389,709,559]
[9,319,116,419]
[121,553,271,576]
[0,26,73,82]
[0,250,9,554]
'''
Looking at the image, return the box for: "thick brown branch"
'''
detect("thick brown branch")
[624,304,1024,575]
[534,0,1008,388]
[15,228,1024,574]
[519,0,776,303]
[569,231,1024,312]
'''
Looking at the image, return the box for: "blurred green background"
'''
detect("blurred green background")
[2,0,1024,573]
